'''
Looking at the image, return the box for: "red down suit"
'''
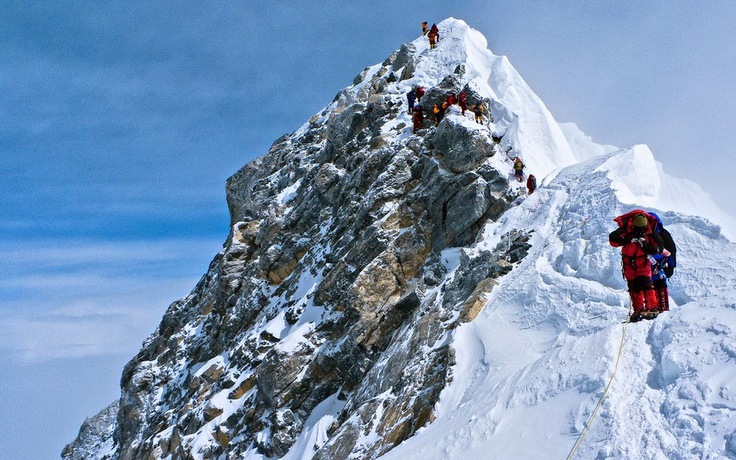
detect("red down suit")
[609,210,664,279]
[609,210,665,313]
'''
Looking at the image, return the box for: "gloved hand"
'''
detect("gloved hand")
[630,237,645,246]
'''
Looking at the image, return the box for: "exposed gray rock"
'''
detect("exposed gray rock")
[432,115,497,173]
[444,177,491,246]
[420,74,463,112]
[62,401,118,460]
[257,341,316,405]
[461,81,488,109]
[392,43,415,72]
[65,31,534,460]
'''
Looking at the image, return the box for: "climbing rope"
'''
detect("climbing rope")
[558,216,590,237]
[564,305,631,460]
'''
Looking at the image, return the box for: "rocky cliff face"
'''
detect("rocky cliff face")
[62,401,118,460]
[64,19,559,460]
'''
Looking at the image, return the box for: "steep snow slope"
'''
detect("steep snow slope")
[64,18,736,460]
[380,149,736,459]
[66,18,576,460]
[559,121,618,162]
[405,18,578,178]
[595,145,736,242]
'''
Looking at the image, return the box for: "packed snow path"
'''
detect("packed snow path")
[380,150,736,460]
[62,18,736,460]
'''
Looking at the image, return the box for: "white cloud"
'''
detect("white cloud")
[0,237,220,362]
[0,288,181,362]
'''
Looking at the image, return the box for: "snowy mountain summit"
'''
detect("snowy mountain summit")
[64,18,736,460]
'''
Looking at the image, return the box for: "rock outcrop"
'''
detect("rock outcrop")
[62,401,118,460]
[64,18,552,460]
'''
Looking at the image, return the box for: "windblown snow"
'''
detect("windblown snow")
[66,17,736,460]
[376,19,736,460]
[380,147,736,459]
[285,18,736,459]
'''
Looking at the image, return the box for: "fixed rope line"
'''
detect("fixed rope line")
[565,305,631,460]
[558,216,590,237]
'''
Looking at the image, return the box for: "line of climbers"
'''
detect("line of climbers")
[408,89,490,133]
[609,210,678,322]
[412,20,540,197]
[412,22,674,324]
[410,87,538,196]
[422,22,440,49]
[507,153,536,195]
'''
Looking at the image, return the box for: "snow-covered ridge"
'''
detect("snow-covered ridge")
[595,145,736,241]
[381,133,736,460]
[559,121,618,161]
[407,19,735,240]
[64,17,736,460]
[405,18,579,177]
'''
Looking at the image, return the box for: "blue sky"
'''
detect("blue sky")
[2,1,735,458]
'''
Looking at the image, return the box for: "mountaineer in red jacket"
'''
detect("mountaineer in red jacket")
[609,210,667,322]
[412,105,424,133]
[458,91,467,115]
[428,23,439,49]
[414,86,425,103]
